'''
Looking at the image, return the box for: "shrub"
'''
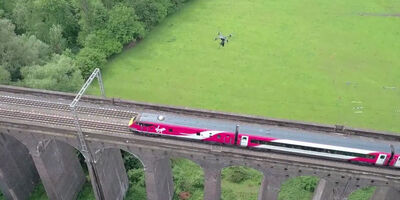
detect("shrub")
[106,4,145,44]
[132,0,168,30]
[223,166,250,183]
[0,65,11,84]
[76,47,107,78]
[84,30,122,57]
[21,54,83,92]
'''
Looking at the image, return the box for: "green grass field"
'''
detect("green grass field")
[98,0,400,133]
[88,0,400,199]
[25,0,399,199]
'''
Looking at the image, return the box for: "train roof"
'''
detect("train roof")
[138,113,397,152]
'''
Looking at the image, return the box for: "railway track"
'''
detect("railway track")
[0,95,136,119]
[1,87,400,178]
[0,85,399,142]
[0,107,128,133]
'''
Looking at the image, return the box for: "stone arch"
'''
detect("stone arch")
[0,131,39,199]
[90,143,175,200]
[69,143,145,200]
[170,156,205,200]
[221,165,263,200]
[29,138,87,200]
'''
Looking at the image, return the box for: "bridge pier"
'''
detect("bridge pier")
[142,152,174,200]
[371,187,400,200]
[257,172,287,200]
[312,178,358,200]
[30,139,85,200]
[0,133,39,200]
[91,148,128,200]
[203,166,222,200]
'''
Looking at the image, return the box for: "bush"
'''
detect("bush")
[278,176,319,200]
[222,166,251,184]
[76,47,107,78]
[167,0,187,13]
[21,54,83,92]
[300,176,318,192]
[132,0,168,30]
[127,168,146,187]
[0,65,11,84]
[122,151,144,170]
[84,30,122,57]
[171,158,204,200]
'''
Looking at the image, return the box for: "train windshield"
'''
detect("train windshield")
[128,116,136,126]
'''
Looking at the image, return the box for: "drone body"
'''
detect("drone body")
[215,32,233,47]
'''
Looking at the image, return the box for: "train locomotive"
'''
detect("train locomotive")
[129,113,400,168]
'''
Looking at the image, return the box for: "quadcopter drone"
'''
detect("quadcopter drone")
[215,32,233,47]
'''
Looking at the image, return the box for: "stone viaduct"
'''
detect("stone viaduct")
[1,119,400,200]
[0,85,400,200]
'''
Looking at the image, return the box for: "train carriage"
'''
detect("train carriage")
[129,113,400,168]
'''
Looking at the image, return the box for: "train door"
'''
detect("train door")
[376,154,387,165]
[240,136,249,147]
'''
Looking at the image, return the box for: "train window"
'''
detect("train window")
[196,132,200,136]
[217,135,221,139]
[380,155,386,159]
[169,129,173,132]
[141,123,152,127]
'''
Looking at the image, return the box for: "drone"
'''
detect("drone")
[214,32,233,47]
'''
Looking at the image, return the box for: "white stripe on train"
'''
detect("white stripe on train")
[272,139,376,154]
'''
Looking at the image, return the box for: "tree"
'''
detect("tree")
[168,0,187,13]
[76,47,107,78]
[73,0,108,45]
[132,0,168,30]
[11,0,35,34]
[0,65,11,84]
[84,30,122,57]
[21,54,83,92]
[12,0,79,48]
[49,24,67,54]
[106,4,145,44]
[0,19,50,81]
[0,0,16,18]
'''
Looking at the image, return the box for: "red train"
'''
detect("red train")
[129,113,400,168]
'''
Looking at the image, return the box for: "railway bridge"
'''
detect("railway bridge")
[0,85,400,200]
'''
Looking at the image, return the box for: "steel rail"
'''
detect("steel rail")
[0,85,399,142]
[0,107,128,133]
[0,95,136,119]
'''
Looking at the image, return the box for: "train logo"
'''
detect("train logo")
[155,125,166,134]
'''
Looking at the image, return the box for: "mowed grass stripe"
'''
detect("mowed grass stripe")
[94,0,400,133]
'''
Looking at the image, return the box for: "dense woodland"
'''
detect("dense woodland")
[0,0,191,91]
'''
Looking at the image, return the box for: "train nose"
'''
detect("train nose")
[129,117,136,126]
